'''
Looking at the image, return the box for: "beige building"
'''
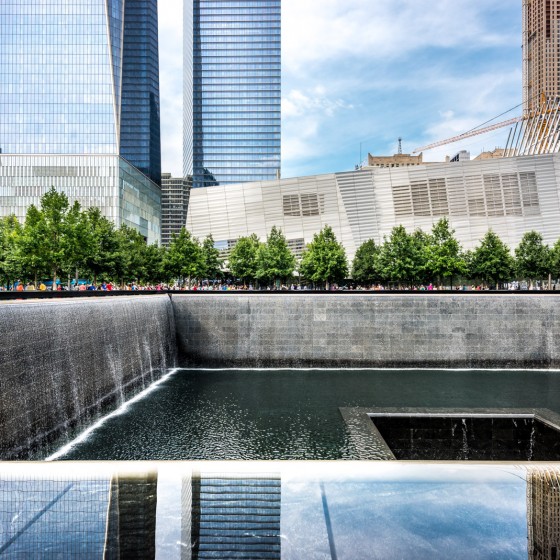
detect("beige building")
[527,466,560,560]
[474,148,507,160]
[523,0,560,113]
[366,152,423,168]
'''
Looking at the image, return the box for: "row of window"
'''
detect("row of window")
[190,133,281,140]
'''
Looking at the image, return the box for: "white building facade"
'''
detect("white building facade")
[187,153,560,263]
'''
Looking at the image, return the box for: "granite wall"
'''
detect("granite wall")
[172,293,560,369]
[0,296,176,460]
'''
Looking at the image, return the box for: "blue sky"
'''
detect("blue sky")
[158,1,521,179]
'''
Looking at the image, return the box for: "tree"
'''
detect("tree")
[551,239,560,280]
[514,231,550,286]
[62,201,92,288]
[200,234,223,281]
[351,239,382,285]
[299,225,348,288]
[163,228,203,286]
[256,226,296,287]
[228,234,261,286]
[378,225,424,287]
[142,243,165,285]
[0,215,23,286]
[36,187,73,287]
[470,230,514,287]
[114,225,150,286]
[83,207,120,285]
[424,218,466,287]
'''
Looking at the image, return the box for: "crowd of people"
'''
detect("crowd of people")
[2,280,557,292]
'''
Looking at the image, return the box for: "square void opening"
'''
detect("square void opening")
[370,414,560,461]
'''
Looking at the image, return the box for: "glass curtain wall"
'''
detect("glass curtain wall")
[0,0,119,156]
[186,0,281,188]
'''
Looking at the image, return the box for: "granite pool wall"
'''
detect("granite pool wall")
[2,292,560,460]
[171,293,560,369]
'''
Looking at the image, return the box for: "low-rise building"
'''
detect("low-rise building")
[187,152,560,264]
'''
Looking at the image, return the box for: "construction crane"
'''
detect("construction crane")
[412,116,523,154]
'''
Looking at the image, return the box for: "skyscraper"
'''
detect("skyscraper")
[0,0,162,243]
[184,0,281,188]
[523,0,560,113]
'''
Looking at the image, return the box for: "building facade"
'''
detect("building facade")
[527,467,560,560]
[182,472,281,558]
[523,0,560,113]
[184,0,281,188]
[187,152,560,265]
[161,173,192,246]
[0,0,162,243]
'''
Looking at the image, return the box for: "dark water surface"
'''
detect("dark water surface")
[57,368,560,460]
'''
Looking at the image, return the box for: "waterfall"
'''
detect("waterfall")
[0,296,177,460]
[461,419,469,459]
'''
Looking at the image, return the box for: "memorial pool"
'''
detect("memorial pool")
[52,368,560,461]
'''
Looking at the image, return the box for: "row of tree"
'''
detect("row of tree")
[352,219,560,287]
[0,188,223,288]
[1,188,559,288]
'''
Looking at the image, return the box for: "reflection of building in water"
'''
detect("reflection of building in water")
[527,467,560,560]
[104,472,158,560]
[181,472,281,559]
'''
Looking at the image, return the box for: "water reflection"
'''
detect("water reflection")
[0,462,551,559]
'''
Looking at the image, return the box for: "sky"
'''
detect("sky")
[158,1,522,179]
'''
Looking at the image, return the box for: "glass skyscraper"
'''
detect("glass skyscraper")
[0,0,162,242]
[184,0,281,188]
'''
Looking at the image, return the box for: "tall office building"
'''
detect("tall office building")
[182,472,281,558]
[184,0,281,188]
[161,173,192,246]
[0,0,162,243]
[523,0,560,113]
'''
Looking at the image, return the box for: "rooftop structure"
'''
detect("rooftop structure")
[366,153,424,168]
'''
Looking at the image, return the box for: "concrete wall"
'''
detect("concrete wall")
[0,296,176,460]
[172,293,560,369]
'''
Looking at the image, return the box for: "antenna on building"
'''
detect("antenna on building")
[398,137,403,155]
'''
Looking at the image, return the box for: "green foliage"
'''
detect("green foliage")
[378,225,424,286]
[256,226,296,286]
[351,239,382,284]
[33,188,73,285]
[514,231,550,282]
[83,207,120,284]
[299,225,348,287]
[424,218,466,286]
[163,227,203,285]
[470,230,514,286]
[0,215,23,284]
[228,234,261,285]
[200,234,223,280]
[551,239,560,279]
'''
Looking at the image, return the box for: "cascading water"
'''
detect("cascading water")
[461,419,469,459]
[528,421,536,461]
[0,296,177,460]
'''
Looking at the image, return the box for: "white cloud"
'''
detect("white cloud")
[158,0,183,177]
[282,0,516,74]
[157,1,521,178]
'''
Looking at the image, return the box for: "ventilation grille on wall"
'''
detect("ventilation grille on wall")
[283,193,324,217]
[392,171,539,218]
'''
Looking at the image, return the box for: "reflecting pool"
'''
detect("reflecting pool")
[52,368,560,461]
[0,462,532,559]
